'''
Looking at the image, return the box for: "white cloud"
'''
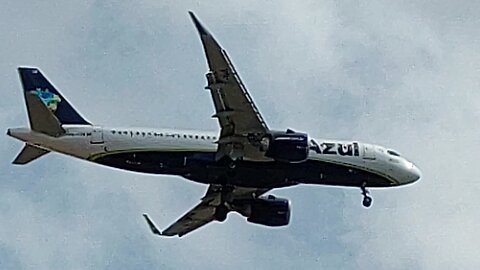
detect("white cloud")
[1,0,480,269]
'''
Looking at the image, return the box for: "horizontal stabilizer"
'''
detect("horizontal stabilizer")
[13,144,50,165]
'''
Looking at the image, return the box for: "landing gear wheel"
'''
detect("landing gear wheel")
[362,196,373,208]
[214,205,228,222]
[360,182,373,208]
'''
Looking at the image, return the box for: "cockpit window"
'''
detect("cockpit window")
[387,150,401,157]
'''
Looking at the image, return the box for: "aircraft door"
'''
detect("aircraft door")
[90,126,104,144]
[363,144,375,160]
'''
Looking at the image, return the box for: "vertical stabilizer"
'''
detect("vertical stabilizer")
[18,67,91,125]
[9,67,92,165]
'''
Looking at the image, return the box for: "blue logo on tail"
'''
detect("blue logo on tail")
[30,88,61,112]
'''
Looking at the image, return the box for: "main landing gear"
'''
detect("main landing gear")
[361,182,373,208]
[214,205,228,222]
[214,185,233,222]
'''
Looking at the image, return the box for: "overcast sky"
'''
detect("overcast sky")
[1,1,480,269]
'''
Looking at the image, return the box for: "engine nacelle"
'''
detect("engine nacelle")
[264,130,309,162]
[247,195,290,227]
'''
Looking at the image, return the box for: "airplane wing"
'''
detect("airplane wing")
[144,184,269,237]
[189,12,270,161]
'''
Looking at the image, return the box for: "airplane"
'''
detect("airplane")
[6,12,421,237]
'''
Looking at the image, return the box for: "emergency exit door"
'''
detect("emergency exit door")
[90,126,104,144]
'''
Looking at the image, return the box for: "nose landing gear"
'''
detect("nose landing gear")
[361,182,373,208]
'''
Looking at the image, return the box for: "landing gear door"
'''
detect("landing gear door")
[90,126,104,144]
[363,144,376,160]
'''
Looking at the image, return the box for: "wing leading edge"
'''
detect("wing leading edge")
[189,12,271,161]
[142,12,274,238]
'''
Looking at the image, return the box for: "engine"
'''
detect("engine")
[264,129,309,162]
[247,195,290,227]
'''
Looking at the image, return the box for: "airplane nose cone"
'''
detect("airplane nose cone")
[406,163,421,184]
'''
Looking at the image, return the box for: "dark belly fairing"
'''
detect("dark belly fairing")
[92,151,391,188]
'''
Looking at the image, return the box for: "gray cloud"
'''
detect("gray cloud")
[1,0,479,269]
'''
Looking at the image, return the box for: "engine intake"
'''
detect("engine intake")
[264,130,309,162]
[247,195,290,227]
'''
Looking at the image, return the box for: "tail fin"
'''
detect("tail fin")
[12,144,50,165]
[18,67,91,126]
[24,91,65,136]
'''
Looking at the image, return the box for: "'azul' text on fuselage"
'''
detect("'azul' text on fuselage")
[309,140,360,156]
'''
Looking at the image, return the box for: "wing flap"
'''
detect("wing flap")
[143,184,270,237]
[199,40,268,135]
[161,202,217,237]
[189,12,270,161]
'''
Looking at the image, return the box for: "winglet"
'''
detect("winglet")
[142,214,165,237]
[188,11,209,36]
[187,11,229,74]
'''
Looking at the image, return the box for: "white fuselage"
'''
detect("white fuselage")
[7,125,421,187]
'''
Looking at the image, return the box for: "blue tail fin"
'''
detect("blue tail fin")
[18,67,91,125]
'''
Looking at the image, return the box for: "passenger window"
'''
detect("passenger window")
[201,136,205,140]
[195,135,199,139]
[123,131,128,135]
[189,135,193,139]
[111,130,116,134]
